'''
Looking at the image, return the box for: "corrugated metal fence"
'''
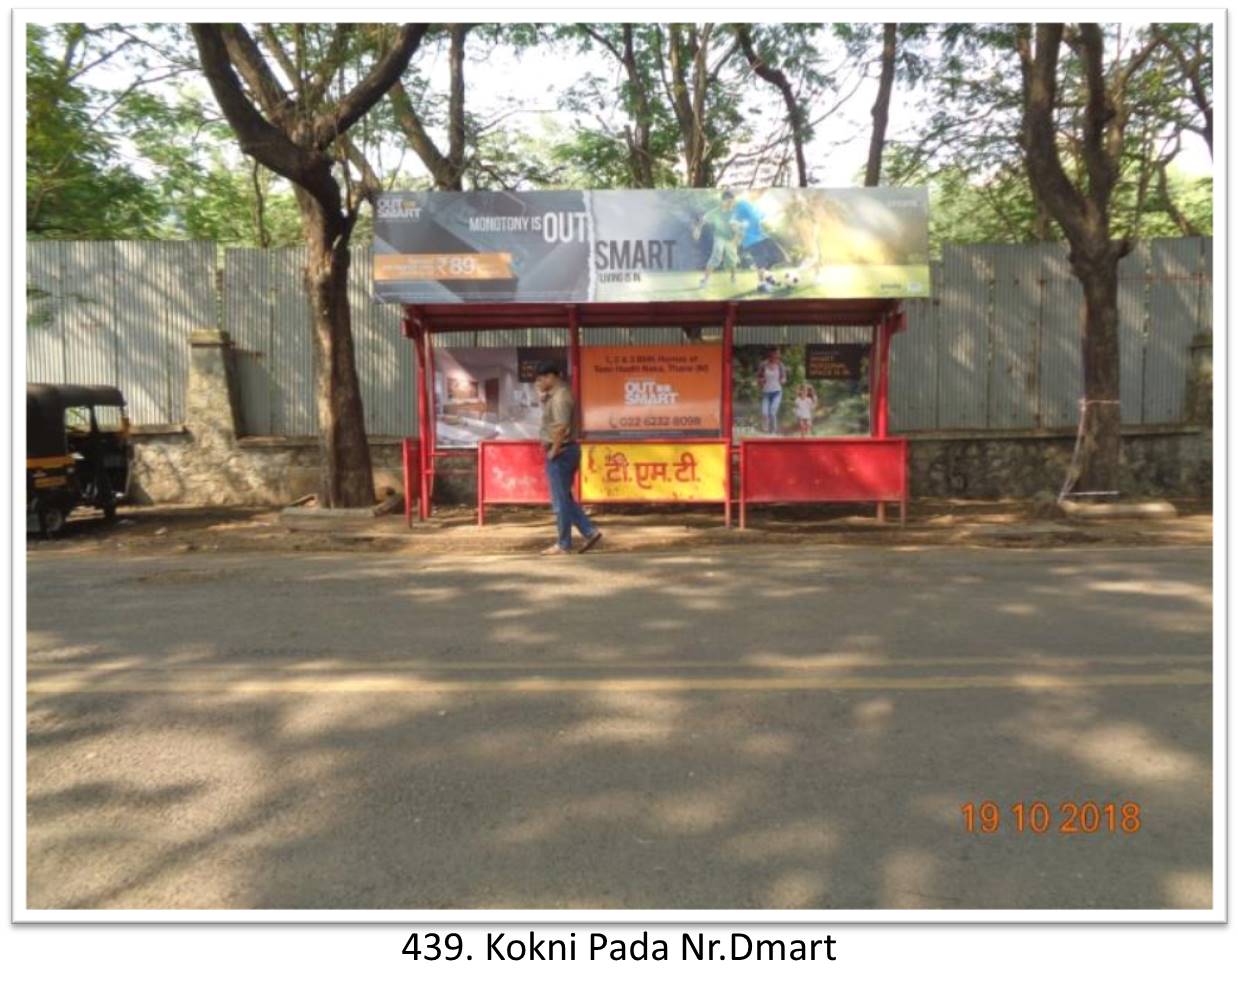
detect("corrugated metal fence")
[223,249,414,436]
[26,241,216,426]
[26,238,1211,434]
[891,238,1213,431]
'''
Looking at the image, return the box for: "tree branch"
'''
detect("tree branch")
[306,24,355,107]
[735,24,809,186]
[388,77,454,188]
[219,24,293,123]
[580,25,623,64]
[190,24,334,198]
[258,24,301,87]
[1020,23,1092,249]
[1076,24,1119,207]
[1155,26,1212,154]
[316,23,428,147]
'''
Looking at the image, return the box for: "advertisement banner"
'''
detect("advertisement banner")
[373,187,930,304]
[432,345,568,448]
[805,343,868,380]
[733,344,871,438]
[580,344,723,435]
[581,442,728,502]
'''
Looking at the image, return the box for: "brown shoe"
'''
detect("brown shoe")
[579,531,603,553]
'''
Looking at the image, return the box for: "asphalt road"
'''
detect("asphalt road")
[25,545,1213,911]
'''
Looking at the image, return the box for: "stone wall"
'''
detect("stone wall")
[132,425,1212,508]
[129,329,408,506]
[906,426,1211,499]
[130,432,408,506]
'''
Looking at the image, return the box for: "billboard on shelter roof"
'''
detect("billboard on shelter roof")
[372,188,930,305]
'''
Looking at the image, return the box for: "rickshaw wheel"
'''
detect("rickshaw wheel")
[38,505,66,539]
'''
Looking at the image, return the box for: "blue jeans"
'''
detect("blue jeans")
[761,390,782,426]
[545,442,597,550]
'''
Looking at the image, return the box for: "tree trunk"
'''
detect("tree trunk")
[189,23,425,509]
[251,159,270,248]
[864,23,897,187]
[302,201,374,507]
[621,25,655,188]
[1157,159,1200,236]
[1018,23,1132,498]
[446,24,469,190]
[1072,252,1123,495]
[1031,190,1052,240]
[667,24,712,188]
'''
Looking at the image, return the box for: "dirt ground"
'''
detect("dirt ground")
[28,497,1213,557]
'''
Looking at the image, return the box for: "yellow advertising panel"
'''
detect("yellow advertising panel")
[581,442,728,502]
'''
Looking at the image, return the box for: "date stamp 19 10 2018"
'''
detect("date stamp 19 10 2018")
[961,801,1142,835]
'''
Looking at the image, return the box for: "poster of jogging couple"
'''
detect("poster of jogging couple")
[372,187,930,305]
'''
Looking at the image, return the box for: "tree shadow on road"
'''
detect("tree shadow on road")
[25,547,1213,910]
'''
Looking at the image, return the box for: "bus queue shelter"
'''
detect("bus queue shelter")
[400,297,908,528]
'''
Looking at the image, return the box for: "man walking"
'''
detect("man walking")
[535,361,603,555]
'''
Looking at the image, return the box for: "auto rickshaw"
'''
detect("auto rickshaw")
[27,384,132,537]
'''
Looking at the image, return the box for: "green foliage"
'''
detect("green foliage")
[463,122,562,190]
[25,21,301,246]
[889,152,1211,254]
[551,24,686,187]
[25,20,1214,252]
[116,88,303,245]
[26,24,161,238]
[545,122,680,189]
[886,23,1213,250]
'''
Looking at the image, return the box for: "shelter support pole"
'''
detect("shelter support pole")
[875,312,896,524]
[722,303,736,438]
[868,323,884,522]
[723,303,736,526]
[424,332,439,520]
[401,315,415,527]
[877,314,892,439]
[868,324,879,435]
[477,444,486,527]
[402,438,413,529]
[568,306,581,398]
[568,306,582,504]
[739,441,747,530]
[889,312,906,528]
[412,318,434,521]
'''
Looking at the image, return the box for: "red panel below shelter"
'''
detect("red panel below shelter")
[478,440,549,505]
[741,438,907,503]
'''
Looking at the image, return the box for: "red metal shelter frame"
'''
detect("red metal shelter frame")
[401,299,908,526]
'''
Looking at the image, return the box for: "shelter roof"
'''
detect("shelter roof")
[404,299,904,335]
